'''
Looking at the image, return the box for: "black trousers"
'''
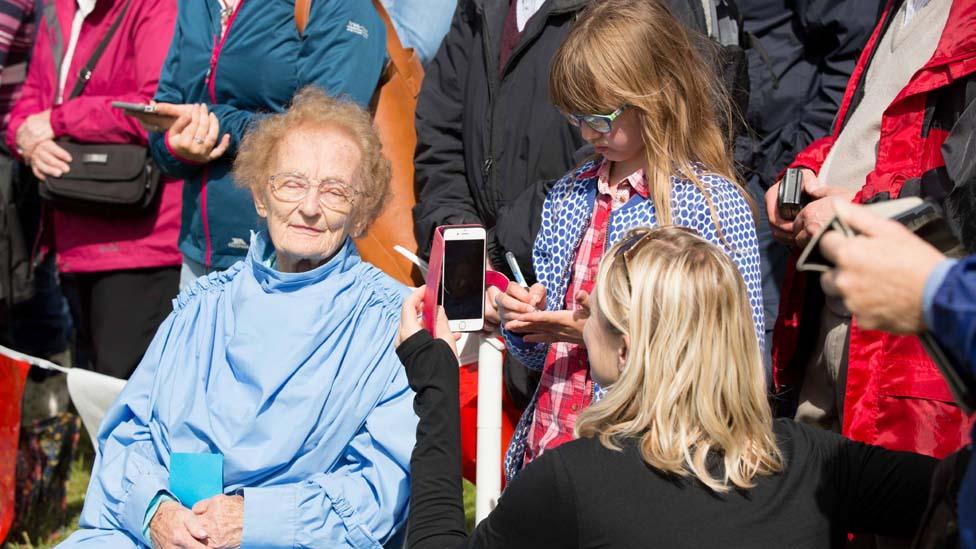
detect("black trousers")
[62,266,179,379]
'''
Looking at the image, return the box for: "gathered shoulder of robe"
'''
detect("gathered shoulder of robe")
[59,232,418,548]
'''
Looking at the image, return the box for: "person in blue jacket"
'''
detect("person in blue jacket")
[142,0,386,286]
[818,200,975,548]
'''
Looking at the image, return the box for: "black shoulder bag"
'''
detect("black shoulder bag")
[38,0,161,216]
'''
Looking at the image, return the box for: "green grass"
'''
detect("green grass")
[4,440,476,547]
[463,479,476,531]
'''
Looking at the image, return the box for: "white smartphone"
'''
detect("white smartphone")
[441,226,486,332]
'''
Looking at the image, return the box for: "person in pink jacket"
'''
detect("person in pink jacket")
[6,0,182,380]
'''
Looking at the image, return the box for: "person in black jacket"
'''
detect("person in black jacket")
[412,0,711,408]
[395,226,936,548]
[413,0,713,277]
[412,0,590,408]
[733,0,883,372]
[412,0,587,275]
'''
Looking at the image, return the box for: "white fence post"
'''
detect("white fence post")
[475,336,504,523]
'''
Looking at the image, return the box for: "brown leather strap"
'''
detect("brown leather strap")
[370,0,423,97]
[294,0,311,36]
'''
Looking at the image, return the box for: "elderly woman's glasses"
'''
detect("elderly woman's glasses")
[562,105,627,134]
[269,172,360,209]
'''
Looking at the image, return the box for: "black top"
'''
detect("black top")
[398,331,938,549]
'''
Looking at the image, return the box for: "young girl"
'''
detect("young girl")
[495,0,764,479]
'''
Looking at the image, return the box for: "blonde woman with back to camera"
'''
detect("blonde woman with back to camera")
[396,226,938,548]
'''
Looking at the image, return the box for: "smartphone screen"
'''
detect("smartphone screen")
[442,230,486,331]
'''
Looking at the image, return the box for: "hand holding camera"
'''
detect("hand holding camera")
[767,167,854,248]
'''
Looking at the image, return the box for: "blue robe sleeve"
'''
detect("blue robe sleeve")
[73,314,179,547]
[241,366,414,548]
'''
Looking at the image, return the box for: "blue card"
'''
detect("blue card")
[169,452,223,508]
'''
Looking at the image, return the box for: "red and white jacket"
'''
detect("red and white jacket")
[774,0,976,458]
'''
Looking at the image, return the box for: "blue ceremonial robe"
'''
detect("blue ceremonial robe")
[59,233,417,548]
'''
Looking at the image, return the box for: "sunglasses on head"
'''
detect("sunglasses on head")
[562,105,628,134]
[614,226,700,288]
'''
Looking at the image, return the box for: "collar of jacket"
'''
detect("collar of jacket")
[924,0,976,70]
[471,0,588,17]
[472,0,587,80]
[835,0,976,138]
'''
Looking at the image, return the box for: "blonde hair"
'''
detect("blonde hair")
[549,0,744,230]
[576,226,782,493]
[233,86,392,237]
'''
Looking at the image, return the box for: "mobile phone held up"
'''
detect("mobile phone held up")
[111,101,158,114]
[441,226,486,332]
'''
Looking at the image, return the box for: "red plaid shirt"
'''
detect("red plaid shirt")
[524,159,648,464]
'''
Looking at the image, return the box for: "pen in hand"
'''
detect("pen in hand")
[505,251,529,289]
[505,251,539,312]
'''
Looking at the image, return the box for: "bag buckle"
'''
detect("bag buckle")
[81,153,108,164]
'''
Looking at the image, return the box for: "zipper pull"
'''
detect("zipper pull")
[482,157,493,178]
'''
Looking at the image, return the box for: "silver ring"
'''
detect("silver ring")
[193,137,205,144]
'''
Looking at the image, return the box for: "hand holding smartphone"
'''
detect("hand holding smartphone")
[441,227,487,332]
[111,101,159,114]
[112,101,177,132]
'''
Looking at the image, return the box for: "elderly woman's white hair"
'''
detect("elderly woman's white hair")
[232,86,392,237]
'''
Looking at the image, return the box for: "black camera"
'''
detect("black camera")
[777,167,811,221]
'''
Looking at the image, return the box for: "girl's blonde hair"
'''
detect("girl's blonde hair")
[576,226,782,493]
[549,0,742,229]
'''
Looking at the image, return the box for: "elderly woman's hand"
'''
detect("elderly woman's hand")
[163,103,231,163]
[397,286,459,356]
[149,500,209,548]
[192,495,244,549]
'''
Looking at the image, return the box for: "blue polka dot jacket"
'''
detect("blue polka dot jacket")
[500,159,766,480]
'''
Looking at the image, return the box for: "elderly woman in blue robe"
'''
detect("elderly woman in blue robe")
[60,87,416,548]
